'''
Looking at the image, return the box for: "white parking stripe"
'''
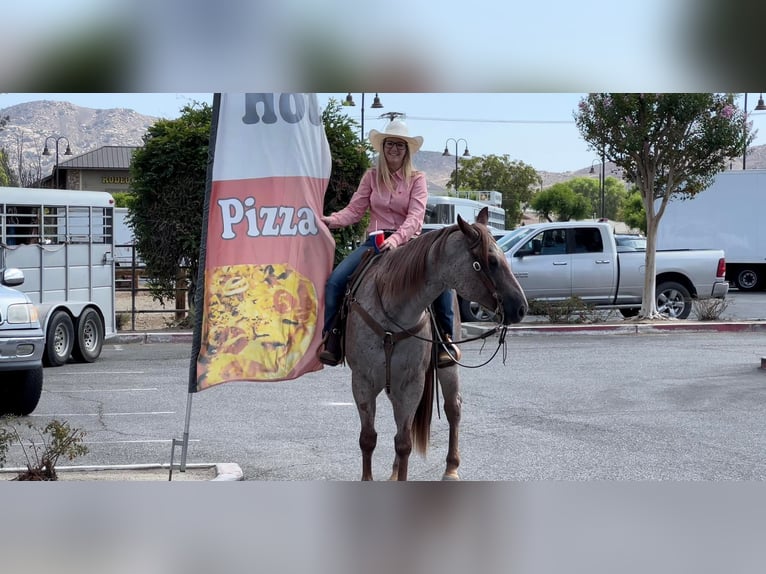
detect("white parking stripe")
[30,411,175,417]
[45,388,159,393]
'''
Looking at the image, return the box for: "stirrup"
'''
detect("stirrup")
[317,329,343,366]
[437,336,461,368]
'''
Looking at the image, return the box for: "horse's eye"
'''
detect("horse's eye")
[488,253,500,269]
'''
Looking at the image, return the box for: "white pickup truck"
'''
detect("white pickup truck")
[459,221,729,321]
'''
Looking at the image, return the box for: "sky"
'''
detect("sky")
[4,92,766,174]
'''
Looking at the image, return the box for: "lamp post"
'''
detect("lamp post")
[42,135,72,189]
[442,138,470,193]
[342,93,384,140]
[589,153,606,219]
[743,93,766,170]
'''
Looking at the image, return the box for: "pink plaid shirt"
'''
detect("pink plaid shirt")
[324,168,428,248]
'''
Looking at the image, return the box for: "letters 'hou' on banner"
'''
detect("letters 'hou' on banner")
[192,93,335,391]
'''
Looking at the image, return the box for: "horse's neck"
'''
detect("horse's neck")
[360,271,442,329]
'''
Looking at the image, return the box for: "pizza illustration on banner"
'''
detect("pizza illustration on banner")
[197,263,318,387]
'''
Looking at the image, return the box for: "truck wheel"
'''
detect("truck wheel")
[2,367,44,416]
[656,281,692,319]
[43,311,75,367]
[735,268,760,291]
[72,308,104,363]
[458,297,497,322]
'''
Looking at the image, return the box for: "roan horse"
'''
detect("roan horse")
[343,207,528,480]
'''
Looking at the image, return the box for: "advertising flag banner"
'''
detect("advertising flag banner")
[192,93,335,391]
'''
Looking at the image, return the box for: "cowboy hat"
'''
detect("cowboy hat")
[369,119,424,154]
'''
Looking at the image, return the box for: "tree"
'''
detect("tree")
[620,189,647,234]
[530,182,591,221]
[129,102,212,311]
[0,149,12,186]
[575,93,747,319]
[450,154,539,228]
[567,175,629,221]
[321,99,371,264]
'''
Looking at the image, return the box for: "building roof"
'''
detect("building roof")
[58,145,139,170]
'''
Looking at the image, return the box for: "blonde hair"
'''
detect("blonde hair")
[375,143,418,192]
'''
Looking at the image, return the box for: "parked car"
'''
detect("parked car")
[459,221,728,322]
[0,268,45,416]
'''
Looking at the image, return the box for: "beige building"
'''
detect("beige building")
[42,145,137,193]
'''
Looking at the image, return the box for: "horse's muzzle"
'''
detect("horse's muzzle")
[502,298,527,325]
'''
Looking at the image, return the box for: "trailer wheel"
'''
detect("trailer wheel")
[44,311,74,367]
[72,308,104,363]
[1,367,44,416]
[656,281,692,319]
[735,268,760,291]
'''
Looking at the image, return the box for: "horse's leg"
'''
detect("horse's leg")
[352,375,377,481]
[438,367,462,480]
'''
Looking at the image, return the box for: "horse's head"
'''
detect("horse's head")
[455,207,528,325]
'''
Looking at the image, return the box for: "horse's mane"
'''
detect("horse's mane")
[375,222,494,305]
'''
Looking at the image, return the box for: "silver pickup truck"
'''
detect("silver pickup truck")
[459,221,728,321]
[0,268,45,416]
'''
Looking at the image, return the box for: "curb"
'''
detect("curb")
[108,321,766,345]
[0,462,243,481]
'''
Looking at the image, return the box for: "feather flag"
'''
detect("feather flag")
[189,93,335,392]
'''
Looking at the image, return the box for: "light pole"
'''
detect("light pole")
[442,138,470,192]
[743,93,766,170]
[342,93,384,140]
[42,135,72,189]
[589,153,606,219]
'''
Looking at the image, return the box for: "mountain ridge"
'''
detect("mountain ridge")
[2,99,765,188]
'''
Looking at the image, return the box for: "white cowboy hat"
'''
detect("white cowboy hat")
[369,119,424,154]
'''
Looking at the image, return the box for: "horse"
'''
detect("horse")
[343,207,528,480]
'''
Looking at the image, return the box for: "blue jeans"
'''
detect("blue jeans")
[323,237,455,337]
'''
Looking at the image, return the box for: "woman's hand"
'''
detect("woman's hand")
[380,237,397,251]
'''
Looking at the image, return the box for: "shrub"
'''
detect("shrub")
[692,297,730,321]
[0,417,89,481]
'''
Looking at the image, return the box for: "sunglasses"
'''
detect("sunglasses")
[383,140,407,150]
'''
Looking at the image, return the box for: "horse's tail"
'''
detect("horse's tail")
[412,361,434,456]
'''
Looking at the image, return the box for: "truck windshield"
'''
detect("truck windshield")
[497,227,536,253]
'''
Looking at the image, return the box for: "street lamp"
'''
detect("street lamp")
[742,93,766,170]
[442,138,470,192]
[42,135,72,189]
[589,153,606,219]
[342,93,384,140]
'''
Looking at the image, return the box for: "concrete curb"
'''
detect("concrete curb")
[107,321,766,345]
[0,462,243,481]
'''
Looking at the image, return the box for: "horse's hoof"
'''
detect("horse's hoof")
[441,472,460,481]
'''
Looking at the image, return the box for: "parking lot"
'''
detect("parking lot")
[4,317,766,480]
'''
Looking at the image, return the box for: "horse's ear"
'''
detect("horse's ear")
[476,206,489,226]
[457,214,473,235]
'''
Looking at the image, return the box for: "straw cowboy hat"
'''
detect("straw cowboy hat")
[369,119,424,154]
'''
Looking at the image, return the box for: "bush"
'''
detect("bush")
[0,417,89,481]
[526,297,605,324]
[692,297,730,321]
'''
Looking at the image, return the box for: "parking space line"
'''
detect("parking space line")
[45,388,160,393]
[30,411,175,417]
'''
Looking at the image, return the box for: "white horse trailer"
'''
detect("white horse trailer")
[0,187,116,366]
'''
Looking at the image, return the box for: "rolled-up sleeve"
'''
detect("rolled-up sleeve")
[325,170,373,229]
[389,172,427,247]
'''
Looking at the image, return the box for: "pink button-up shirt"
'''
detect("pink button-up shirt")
[324,168,428,248]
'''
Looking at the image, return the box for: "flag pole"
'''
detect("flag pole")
[168,92,221,480]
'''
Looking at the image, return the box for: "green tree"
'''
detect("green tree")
[451,154,539,228]
[530,182,591,221]
[575,93,747,318]
[0,149,12,186]
[620,189,647,234]
[567,175,629,220]
[321,98,371,264]
[129,102,212,310]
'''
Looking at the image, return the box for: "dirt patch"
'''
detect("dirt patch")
[115,291,189,331]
